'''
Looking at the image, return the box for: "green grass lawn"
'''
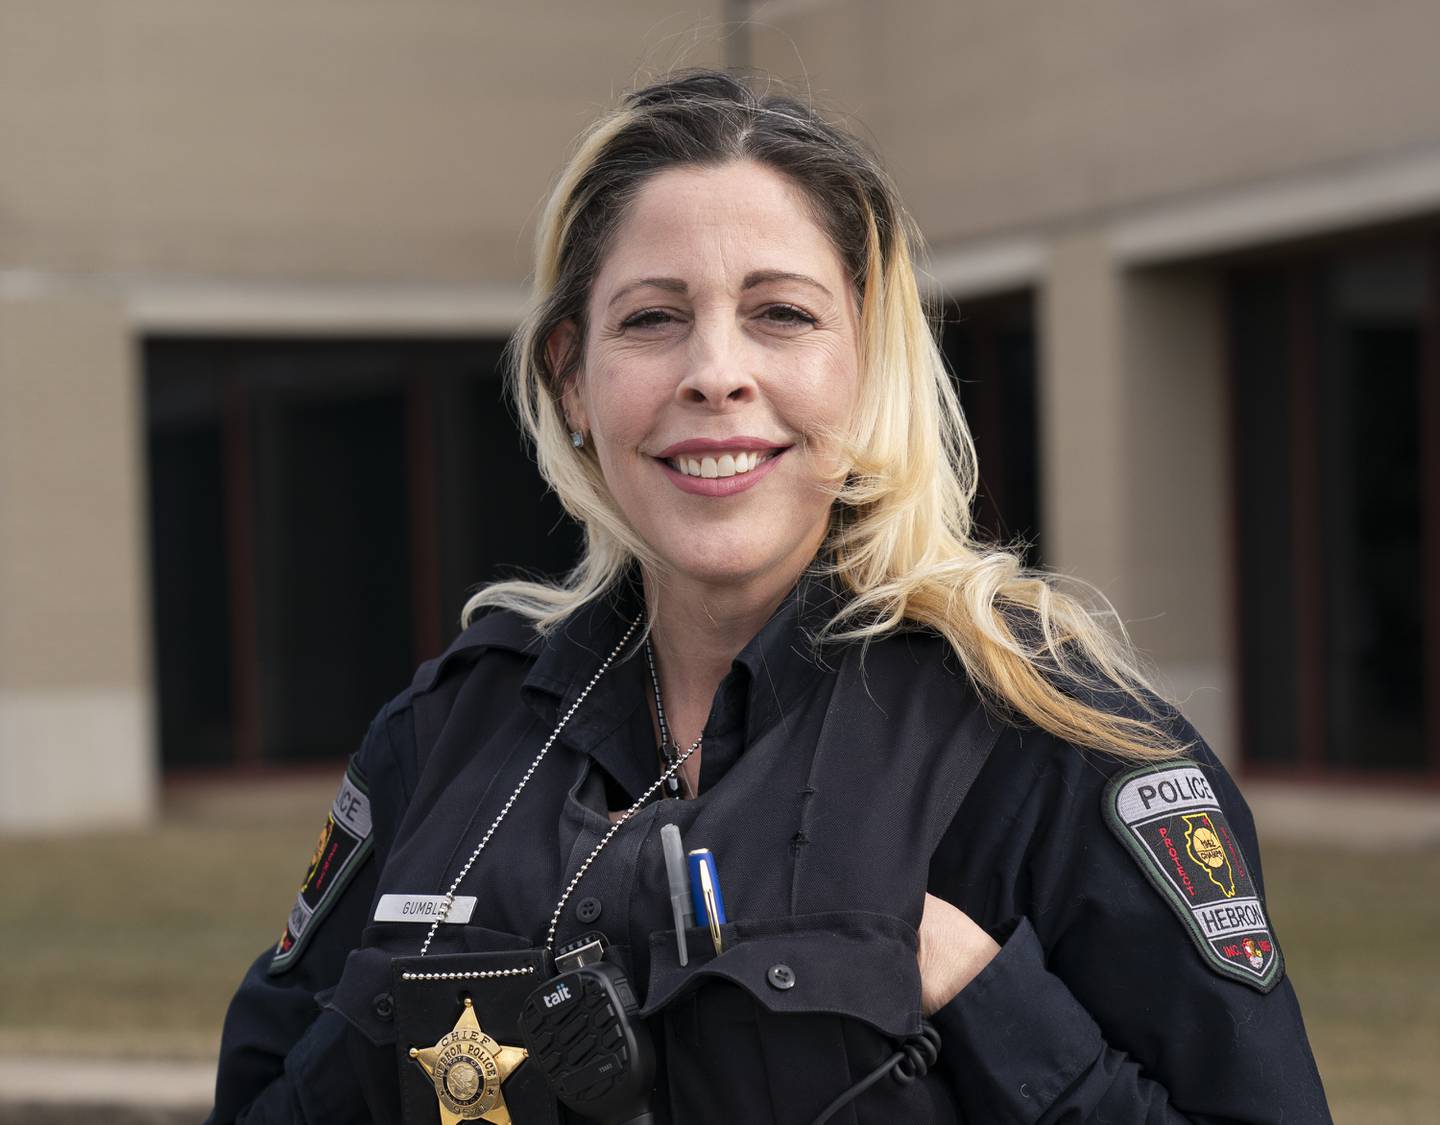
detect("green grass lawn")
[0,784,1435,1122]
[0,806,319,1061]
[1261,846,1440,1123]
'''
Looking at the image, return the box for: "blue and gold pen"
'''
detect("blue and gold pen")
[687,848,727,955]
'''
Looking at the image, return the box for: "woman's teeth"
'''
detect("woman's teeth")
[668,450,769,478]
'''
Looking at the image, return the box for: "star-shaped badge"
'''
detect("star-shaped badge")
[408,996,529,1125]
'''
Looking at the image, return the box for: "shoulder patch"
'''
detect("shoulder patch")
[268,761,374,975]
[1103,761,1284,993]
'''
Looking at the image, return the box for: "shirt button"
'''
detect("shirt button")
[372,992,395,1021]
[767,964,796,991]
[576,897,603,923]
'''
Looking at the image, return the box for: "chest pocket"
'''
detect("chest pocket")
[624,644,1000,1124]
[640,911,960,1125]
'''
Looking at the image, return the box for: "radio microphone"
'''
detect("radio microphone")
[518,962,657,1125]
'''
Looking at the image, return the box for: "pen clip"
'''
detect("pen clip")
[698,863,724,956]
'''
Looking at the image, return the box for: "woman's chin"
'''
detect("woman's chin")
[651,554,771,591]
[644,534,823,598]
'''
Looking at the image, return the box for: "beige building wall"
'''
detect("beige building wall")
[752,0,1440,248]
[753,0,1440,773]
[1039,239,1233,757]
[0,1,720,832]
[0,294,153,830]
[0,0,719,282]
[4,1,1440,830]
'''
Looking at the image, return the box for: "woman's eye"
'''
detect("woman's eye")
[761,304,817,327]
[620,309,677,330]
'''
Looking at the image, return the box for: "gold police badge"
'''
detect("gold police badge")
[409,997,529,1125]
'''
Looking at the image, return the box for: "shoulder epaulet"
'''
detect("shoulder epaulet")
[411,609,542,697]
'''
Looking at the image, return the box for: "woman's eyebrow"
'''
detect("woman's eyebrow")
[606,270,833,309]
[599,279,682,311]
[741,269,833,299]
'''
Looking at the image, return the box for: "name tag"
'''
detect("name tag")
[374,894,477,924]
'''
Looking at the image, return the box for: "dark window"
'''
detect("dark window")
[145,338,580,771]
[940,293,1043,564]
[1228,235,1439,777]
[148,388,233,768]
[253,383,413,764]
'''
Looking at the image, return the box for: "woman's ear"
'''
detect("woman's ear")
[545,319,587,434]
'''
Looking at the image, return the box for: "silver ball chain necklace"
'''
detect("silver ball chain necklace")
[412,613,703,970]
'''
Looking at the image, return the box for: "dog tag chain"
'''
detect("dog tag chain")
[405,614,699,1124]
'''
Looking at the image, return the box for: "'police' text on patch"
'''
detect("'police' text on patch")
[1103,762,1283,992]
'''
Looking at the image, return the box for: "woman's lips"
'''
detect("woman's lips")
[656,447,787,496]
[654,435,787,459]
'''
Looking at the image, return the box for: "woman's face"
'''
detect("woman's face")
[563,159,861,594]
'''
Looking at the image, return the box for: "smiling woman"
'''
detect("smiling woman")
[559,161,860,627]
[208,70,1332,1125]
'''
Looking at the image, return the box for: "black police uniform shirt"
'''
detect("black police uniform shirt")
[208,574,1332,1124]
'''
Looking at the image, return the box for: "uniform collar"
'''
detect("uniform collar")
[729,565,844,743]
[520,566,845,796]
[520,576,646,741]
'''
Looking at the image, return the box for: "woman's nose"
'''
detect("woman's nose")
[675,322,758,407]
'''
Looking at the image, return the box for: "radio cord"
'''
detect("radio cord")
[808,1020,943,1125]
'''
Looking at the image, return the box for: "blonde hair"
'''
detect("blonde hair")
[465,70,1181,761]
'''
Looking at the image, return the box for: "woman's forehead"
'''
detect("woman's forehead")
[594,160,845,297]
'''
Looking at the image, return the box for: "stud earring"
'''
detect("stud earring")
[570,430,585,448]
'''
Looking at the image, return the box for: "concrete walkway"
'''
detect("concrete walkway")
[0,1055,214,1123]
[1246,778,1440,850]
